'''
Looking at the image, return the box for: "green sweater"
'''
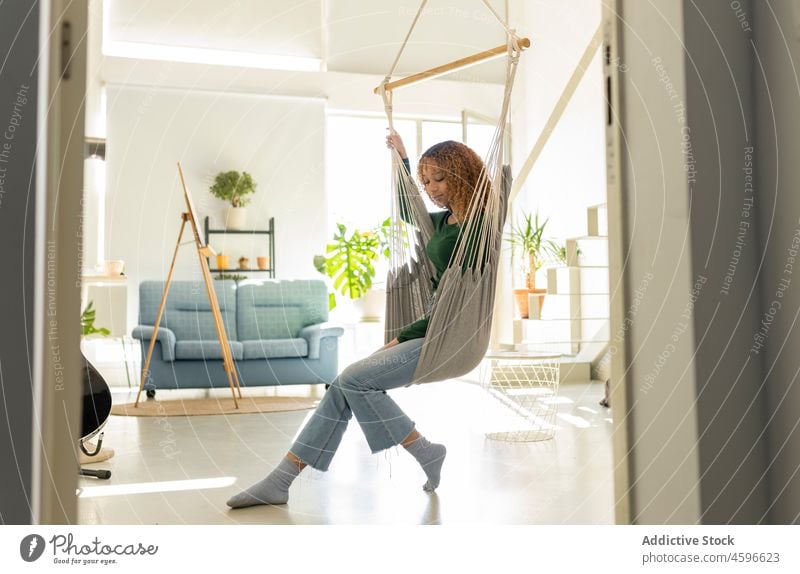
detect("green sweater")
[396,210,462,342]
[396,158,471,342]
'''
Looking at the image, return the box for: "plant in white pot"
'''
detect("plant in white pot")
[209,170,257,230]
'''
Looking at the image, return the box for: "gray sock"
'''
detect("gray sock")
[226,457,301,508]
[405,436,447,492]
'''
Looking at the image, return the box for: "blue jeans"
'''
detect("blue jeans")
[290,338,424,471]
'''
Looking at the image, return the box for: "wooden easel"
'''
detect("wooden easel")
[135,162,243,408]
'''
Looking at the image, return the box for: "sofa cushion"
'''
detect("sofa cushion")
[237,280,328,340]
[242,339,308,359]
[175,340,244,360]
[139,280,238,341]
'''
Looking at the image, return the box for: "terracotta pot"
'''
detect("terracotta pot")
[256,256,269,270]
[529,288,547,319]
[513,288,530,318]
[216,254,229,270]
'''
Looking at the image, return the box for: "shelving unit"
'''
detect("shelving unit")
[203,216,275,278]
[512,203,610,383]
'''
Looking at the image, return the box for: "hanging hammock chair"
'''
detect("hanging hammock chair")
[377,0,528,384]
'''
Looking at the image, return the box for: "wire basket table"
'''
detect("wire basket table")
[480,352,561,442]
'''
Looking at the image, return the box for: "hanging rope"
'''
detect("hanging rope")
[386,0,428,80]
[479,0,513,37]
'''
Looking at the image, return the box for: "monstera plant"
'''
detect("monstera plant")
[314,219,390,312]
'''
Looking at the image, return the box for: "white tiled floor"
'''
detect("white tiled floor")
[78,372,615,525]
[80,323,614,524]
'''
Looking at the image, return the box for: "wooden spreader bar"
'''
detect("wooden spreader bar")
[374,37,531,94]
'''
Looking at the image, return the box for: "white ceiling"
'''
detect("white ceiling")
[325,0,508,82]
[105,0,510,83]
[106,0,322,57]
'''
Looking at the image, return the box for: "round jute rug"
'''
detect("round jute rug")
[111,395,319,417]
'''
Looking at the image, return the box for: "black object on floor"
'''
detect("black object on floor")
[79,353,113,480]
[80,468,112,479]
[599,379,610,408]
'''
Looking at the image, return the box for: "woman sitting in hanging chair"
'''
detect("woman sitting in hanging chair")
[226,132,489,509]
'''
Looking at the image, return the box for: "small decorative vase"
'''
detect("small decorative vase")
[226,207,247,230]
[216,254,229,270]
[257,256,269,270]
[238,257,250,270]
[103,260,125,275]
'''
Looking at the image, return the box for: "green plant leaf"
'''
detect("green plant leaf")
[81,300,110,337]
[312,255,327,274]
[506,209,564,276]
[315,219,394,301]
[209,170,257,207]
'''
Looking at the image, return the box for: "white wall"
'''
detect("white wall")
[508,0,606,241]
[106,86,326,330]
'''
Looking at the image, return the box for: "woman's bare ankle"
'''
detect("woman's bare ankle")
[401,428,421,448]
[286,452,306,470]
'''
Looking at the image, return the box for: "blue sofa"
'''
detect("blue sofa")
[133,279,344,391]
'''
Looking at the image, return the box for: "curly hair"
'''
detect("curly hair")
[417,140,490,221]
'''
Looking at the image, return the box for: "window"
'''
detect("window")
[325,112,507,235]
[465,122,498,162]
[420,121,463,155]
[326,114,417,233]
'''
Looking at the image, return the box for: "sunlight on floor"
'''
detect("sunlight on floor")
[556,413,592,429]
[78,477,237,498]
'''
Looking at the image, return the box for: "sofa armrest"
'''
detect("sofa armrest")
[132,325,177,362]
[298,322,344,360]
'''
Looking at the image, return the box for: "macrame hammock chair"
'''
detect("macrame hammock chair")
[376,0,529,384]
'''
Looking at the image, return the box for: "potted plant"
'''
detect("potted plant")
[209,170,257,230]
[550,241,579,266]
[81,301,111,337]
[506,210,560,318]
[314,218,390,320]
